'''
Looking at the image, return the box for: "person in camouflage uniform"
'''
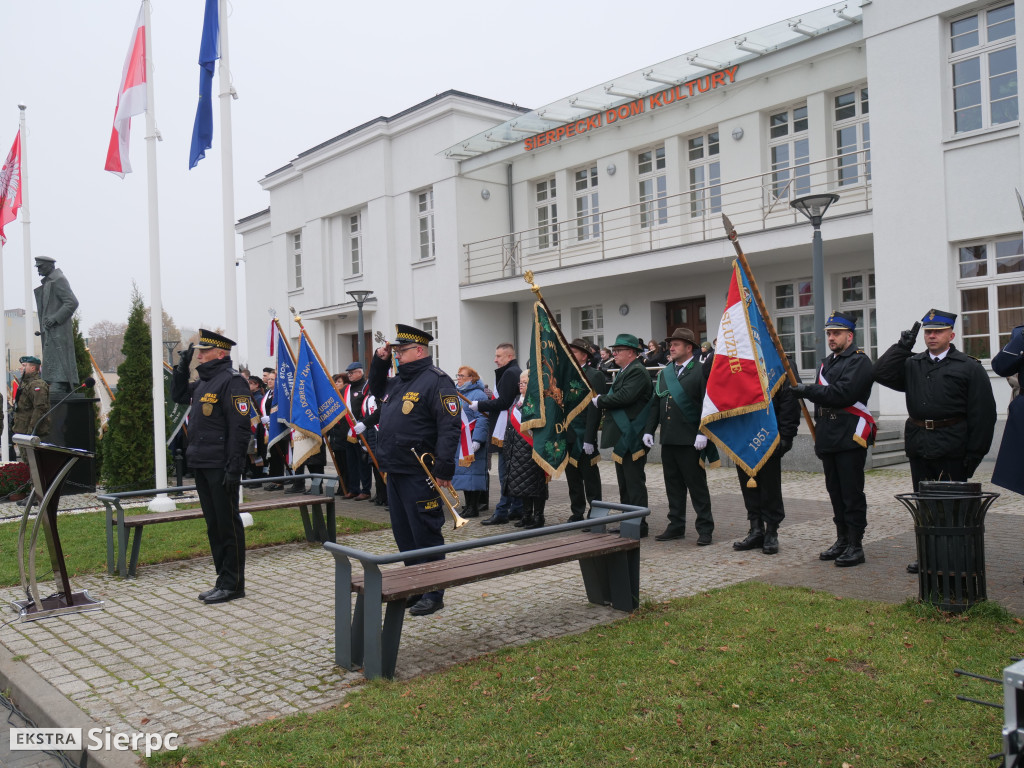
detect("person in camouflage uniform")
[13,355,50,445]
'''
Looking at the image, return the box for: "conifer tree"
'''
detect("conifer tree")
[73,314,102,476]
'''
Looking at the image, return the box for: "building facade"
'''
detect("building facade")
[238,0,1021,434]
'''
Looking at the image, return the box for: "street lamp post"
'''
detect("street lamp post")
[790,193,840,360]
[162,338,180,367]
[347,290,374,370]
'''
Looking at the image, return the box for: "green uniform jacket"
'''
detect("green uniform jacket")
[13,371,50,437]
[569,364,609,463]
[596,357,653,454]
[645,358,704,445]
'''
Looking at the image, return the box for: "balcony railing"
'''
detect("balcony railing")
[462,151,871,286]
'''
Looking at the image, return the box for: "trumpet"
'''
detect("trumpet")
[411,447,468,529]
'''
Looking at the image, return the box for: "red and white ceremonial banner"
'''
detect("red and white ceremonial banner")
[457,409,477,467]
[105,5,147,177]
[0,132,22,245]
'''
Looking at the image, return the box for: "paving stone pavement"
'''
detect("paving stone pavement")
[1,463,1022,765]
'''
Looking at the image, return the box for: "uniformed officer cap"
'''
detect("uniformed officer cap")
[195,328,236,350]
[921,309,957,329]
[391,324,432,346]
[33,256,56,264]
[824,311,857,331]
[19,355,40,365]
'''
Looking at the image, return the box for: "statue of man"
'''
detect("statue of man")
[33,256,80,395]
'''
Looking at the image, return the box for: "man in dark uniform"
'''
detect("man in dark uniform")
[368,324,461,617]
[260,367,286,490]
[643,328,716,545]
[873,308,996,573]
[171,329,253,604]
[565,339,608,522]
[593,333,654,536]
[791,311,875,567]
[341,361,373,500]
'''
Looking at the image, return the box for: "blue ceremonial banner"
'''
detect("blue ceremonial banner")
[739,261,786,398]
[290,334,347,440]
[188,0,219,169]
[268,323,295,450]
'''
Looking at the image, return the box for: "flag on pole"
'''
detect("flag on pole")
[162,362,190,445]
[0,132,22,245]
[289,334,346,467]
[700,260,780,481]
[89,351,115,432]
[268,322,295,450]
[520,301,594,477]
[457,409,478,467]
[189,0,219,169]
[105,5,147,177]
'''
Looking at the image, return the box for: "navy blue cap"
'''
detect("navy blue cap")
[346,361,364,372]
[824,311,857,331]
[921,309,956,329]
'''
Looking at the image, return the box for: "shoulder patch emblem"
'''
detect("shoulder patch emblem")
[233,395,251,416]
[441,394,461,416]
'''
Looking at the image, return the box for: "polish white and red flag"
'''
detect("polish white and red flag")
[104,5,147,177]
[0,131,22,245]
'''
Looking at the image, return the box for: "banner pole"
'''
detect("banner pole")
[522,270,594,394]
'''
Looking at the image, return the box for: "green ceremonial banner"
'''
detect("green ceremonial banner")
[521,301,595,478]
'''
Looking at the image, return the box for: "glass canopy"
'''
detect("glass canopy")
[443,1,864,159]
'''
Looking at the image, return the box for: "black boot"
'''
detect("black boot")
[514,499,535,528]
[732,519,765,551]
[835,531,865,567]
[462,491,480,518]
[819,523,849,561]
[525,499,545,529]
[761,522,779,555]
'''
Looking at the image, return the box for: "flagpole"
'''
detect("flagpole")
[18,106,32,365]
[218,0,238,344]
[521,270,594,391]
[143,0,172,512]
[0,225,6,464]
[721,213,815,439]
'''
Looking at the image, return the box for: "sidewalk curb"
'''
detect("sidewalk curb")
[1,642,141,768]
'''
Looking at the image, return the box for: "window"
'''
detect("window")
[956,235,1024,358]
[768,105,810,200]
[773,279,815,371]
[573,305,604,350]
[536,177,558,249]
[417,189,435,260]
[834,87,871,187]
[950,3,1017,133]
[289,231,302,290]
[637,146,668,228]
[420,318,439,367]
[573,166,600,241]
[687,131,721,218]
[838,272,877,358]
[348,213,362,276]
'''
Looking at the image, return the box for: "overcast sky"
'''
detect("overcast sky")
[0,0,827,339]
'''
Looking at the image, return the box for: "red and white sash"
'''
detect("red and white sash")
[510,398,533,447]
[817,367,876,448]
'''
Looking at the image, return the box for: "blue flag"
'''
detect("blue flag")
[290,334,347,440]
[188,0,219,169]
[268,324,295,450]
[739,260,787,399]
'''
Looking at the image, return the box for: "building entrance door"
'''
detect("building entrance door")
[665,298,707,343]
[350,332,372,368]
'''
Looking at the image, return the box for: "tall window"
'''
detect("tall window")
[950,3,1017,133]
[348,213,362,276]
[834,86,870,187]
[536,177,558,250]
[573,305,604,350]
[289,231,302,290]
[420,318,439,366]
[573,166,600,241]
[768,105,810,201]
[417,189,435,260]
[637,146,668,228]
[773,279,815,371]
[687,131,721,218]
[956,235,1024,358]
[838,271,877,358]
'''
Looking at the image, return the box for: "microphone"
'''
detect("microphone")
[30,378,96,437]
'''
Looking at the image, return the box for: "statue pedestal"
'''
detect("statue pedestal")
[46,395,97,493]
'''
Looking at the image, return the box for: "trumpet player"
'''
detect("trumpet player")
[368,324,462,617]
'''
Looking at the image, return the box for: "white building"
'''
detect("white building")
[238,0,1021,447]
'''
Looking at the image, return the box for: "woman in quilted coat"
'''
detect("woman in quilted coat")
[502,370,548,529]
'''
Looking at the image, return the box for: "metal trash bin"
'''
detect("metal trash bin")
[894,481,999,613]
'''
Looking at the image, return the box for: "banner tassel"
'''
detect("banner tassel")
[746,476,758,488]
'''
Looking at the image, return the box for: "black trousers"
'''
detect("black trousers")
[565,455,602,518]
[662,444,713,536]
[345,440,373,495]
[910,456,968,491]
[614,450,648,509]
[387,473,446,602]
[820,448,868,534]
[195,468,245,591]
[737,450,784,526]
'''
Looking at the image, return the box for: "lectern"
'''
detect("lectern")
[11,434,104,622]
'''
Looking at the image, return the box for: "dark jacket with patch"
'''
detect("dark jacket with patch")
[799,345,874,455]
[368,353,462,480]
[171,356,253,472]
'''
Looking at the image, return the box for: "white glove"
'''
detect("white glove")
[591,395,601,408]
[471,441,481,453]
[583,442,595,455]
[260,415,270,426]
[468,400,479,411]
[642,433,655,448]
[694,434,708,450]
[353,422,367,436]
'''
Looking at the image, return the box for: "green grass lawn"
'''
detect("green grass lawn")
[148,582,1021,768]
[0,503,388,587]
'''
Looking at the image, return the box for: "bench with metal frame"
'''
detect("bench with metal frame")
[325,501,649,680]
[99,474,337,578]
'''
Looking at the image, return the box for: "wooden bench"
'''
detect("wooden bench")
[99,474,337,578]
[325,501,650,680]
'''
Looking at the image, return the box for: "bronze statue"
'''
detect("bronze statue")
[33,256,80,396]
